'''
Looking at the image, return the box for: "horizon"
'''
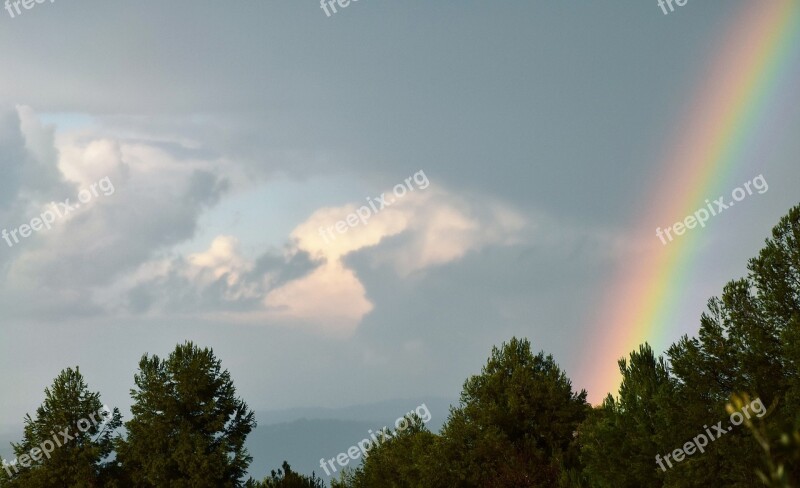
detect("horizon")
[0,1,798,484]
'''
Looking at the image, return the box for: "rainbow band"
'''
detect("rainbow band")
[585,0,800,402]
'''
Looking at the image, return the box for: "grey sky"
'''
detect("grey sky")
[0,0,798,437]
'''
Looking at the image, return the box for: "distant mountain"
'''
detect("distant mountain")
[246,418,375,481]
[0,398,457,482]
[246,397,455,481]
[253,397,454,428]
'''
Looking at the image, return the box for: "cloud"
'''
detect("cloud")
[0,107,535,337]
[96,178,529,335]
[0,106,75,268]
[263,261,373,334]
[118,236,312,315]
[0,107,234,318]
[266,186,528,331]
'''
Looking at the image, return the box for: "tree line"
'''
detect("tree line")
[2,204,799,487]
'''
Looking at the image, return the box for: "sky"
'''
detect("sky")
[0,0,799,432]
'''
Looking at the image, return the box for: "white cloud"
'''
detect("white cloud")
[0,107,531,335]
[269,186,528,329]
[98,180,528,334]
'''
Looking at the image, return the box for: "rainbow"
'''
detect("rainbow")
[584,0,800,403]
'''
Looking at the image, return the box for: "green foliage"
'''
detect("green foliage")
[334,418,437,488]
[0,367,122,488]
[436,338,589,487]
[580,204,800,488]
[116,341,256,487]
[579,344,672,488]
[332,339,589,488]
[748,206,800,416]
[659,287,772,487]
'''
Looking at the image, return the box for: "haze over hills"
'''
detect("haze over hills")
[253,397,453,428]
[0,397,455,481]
[246,397,453,480]
[246,418,376,480]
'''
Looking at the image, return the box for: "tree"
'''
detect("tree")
[747,205,800,416]
[578,204,800,487]
[116,341,256,487]
[744,204,800,484]
[437,338,589,487]
[332,417,437,488]
[0,367,122,488]
[579,344,672,488]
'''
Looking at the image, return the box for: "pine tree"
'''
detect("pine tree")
[437,337,589,487]
[747,205,800,416]
[0,367,121,488]
[580,204,800,487]
[579,344,672,488]
[116,341,256,487]
[335,417,437,488]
